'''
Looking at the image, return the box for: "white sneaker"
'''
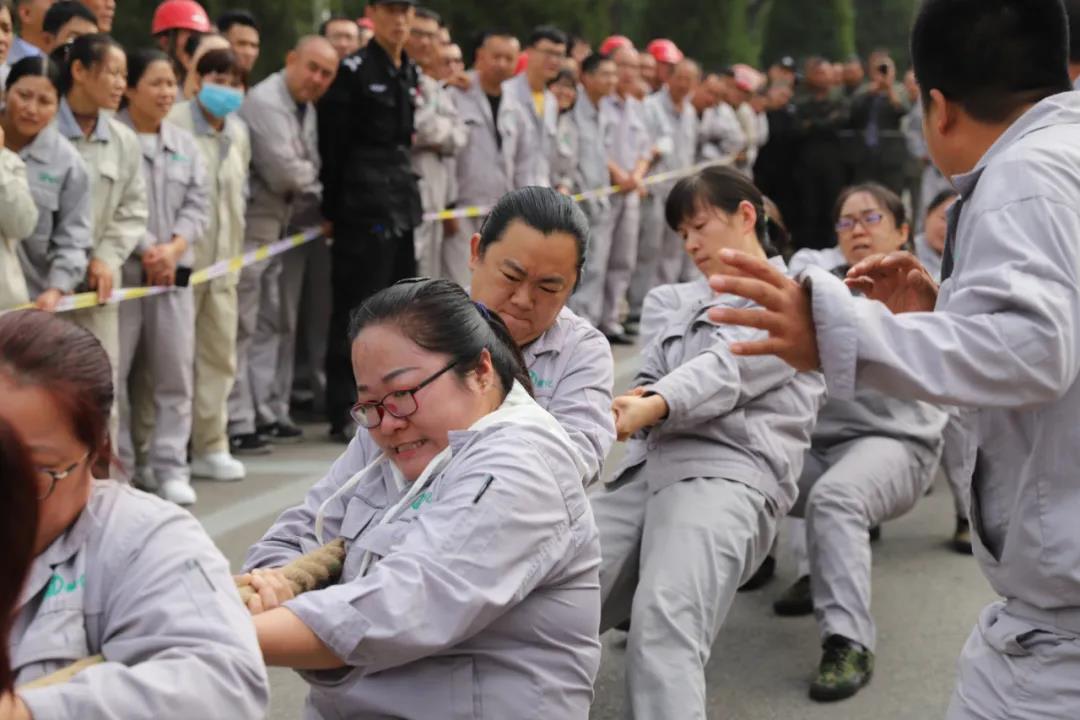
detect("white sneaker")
[134,466,158,492]
[160,479,197,506]
[191,452,247,482]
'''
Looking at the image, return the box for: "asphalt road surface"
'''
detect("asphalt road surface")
[190,344,993,719]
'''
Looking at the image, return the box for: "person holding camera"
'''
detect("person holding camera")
[848,50,911,195]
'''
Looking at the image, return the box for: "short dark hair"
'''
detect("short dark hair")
[666,166,780,257]
[527,24,567,49]
[5,55,62,94]
[348,279,532,397]
[926,187,960,216]
[196,46,242,80]
[581,52,613,75]
[318,15,356,37]
[472,28,517,62]
[833,183,908,228]
[414,6,441,23]
[478,187,591,279]
[911,0,1071,123]
[1065,0,1080,63]
[43,0,97,35]
[217,9,258,34]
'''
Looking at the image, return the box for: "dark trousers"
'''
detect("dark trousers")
[325,227,417,431]
[797,144,848,250]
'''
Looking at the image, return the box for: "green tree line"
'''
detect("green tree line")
[108,0,919,83]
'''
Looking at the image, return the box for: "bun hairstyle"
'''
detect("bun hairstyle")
[665,165,781,257]
[478,186,591,282]
[348,278,533,397]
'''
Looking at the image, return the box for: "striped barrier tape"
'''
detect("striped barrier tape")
[5,156,733,314]
[421,156,735,222]
[7,227,323,314]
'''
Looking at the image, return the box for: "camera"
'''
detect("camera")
[878,63,889,75]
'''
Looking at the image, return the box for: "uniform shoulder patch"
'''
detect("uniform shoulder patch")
[344,55,363,72]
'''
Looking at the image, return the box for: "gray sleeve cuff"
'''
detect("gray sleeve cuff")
[802,266,858,400]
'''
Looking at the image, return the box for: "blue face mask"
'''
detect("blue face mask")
[197,82,244,119]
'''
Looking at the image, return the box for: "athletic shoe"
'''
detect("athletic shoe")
[738,555,776,592]
[230,433,272,456]
[191,452,246,482]
[160,479,197,506]
[258,421,304,443]
[773,574,813,616]
[953,517,973,555]
[809,634,874,702]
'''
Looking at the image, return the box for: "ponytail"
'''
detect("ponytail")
[348,279,533,398]
[56,33,123,96]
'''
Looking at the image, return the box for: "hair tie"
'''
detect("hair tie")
[473,301,493,321]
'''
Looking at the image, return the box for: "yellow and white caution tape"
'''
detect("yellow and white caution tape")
[6,227,323,314]
[421,156,735,222]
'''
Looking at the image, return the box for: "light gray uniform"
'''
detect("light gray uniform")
[322,304,616,485]
[905,98,954,232]
[550,110,579,193]
[114,112,209,487]
[593,268,826,719]
[629,87,698,315]
[12,481,268,718]
[566,92,614,323]
[412,72,468,278]
[698,101,747,162]
[792,376,946,652]
[589,92,652,335]
[801,93,1080,720]
[0,149,38,309]
[244,386,602,720]
[503,72,558,188]
[15,123,92,299]
[445,72,526,286]
[230,71,321,435]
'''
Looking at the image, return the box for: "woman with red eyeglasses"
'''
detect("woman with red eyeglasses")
[241,277,602,720]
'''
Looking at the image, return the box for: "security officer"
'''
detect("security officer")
[318,0,423,441]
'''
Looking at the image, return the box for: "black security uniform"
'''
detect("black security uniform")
[318,40,423,435]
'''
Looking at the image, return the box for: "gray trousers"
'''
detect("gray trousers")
[791,436,935,651]
[593,468,776,719]
[948,601,1080,719]
[942,414,971,520]
[292,236,331,414]
[568,204,618,330]
[440,217,480,288]
[228,232,272,437]
[116,259,195,485]
[627,192,665,318]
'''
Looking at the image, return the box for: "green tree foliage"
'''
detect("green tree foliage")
[106,0,918,84]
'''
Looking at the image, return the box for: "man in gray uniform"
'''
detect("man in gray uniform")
[407,6,467,277]
[502,25,565,188]
[709,1,1080,716]
[228,37,338,453]
[443,29,525,286]
[627,58,700,327]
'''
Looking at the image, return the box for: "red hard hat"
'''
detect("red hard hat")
[599,35,633,56]
[152,0,211,35]
[514,50,529,76]
[646,39,683,65]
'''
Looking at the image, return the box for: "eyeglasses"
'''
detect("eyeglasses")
[351,360,459,429]
[37,451,90,500]
[835,210,885,234]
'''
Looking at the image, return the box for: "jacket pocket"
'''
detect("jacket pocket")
[13,608,91,676]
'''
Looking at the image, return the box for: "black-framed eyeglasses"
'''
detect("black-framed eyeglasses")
[351,360,459,429]
[37,451,90,500]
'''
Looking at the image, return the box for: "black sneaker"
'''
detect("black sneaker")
[258,421,304,443]
[773,575,813,616]
[624,321,641,337]
[230,433,272,456]
[869,525,882,543]
[809,635,874,702]
[738,555,776,592]
[953,517,973,555]
[605,332,635,346]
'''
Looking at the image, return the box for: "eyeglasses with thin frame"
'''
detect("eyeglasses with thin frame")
[37,451,91,500]
[835,210,885,234]
[351,360,459,429]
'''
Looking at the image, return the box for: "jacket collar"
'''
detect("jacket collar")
[57,97,111,143]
